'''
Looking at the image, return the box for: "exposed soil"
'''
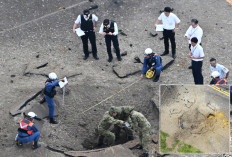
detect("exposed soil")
[160,85,230,154]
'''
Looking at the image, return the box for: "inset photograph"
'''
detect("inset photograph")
[160,85,230,154]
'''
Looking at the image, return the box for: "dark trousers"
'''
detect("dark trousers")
[163,29,176,54]
[189,43,202,66]
[192,60,203,84]
[105,35,121,59]
[81,31,97,57]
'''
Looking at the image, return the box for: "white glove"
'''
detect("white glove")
[125,122,130,127]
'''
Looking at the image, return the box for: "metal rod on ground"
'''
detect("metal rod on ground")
[62,86,65,105]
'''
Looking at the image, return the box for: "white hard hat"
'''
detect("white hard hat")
[28,112,37,118]
[144,48,153,55]
[49,72,58,80]
[211,71,220,78]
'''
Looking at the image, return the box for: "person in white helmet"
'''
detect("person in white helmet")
[16,112,41,149]
[210,71,228,85]
[44,72,64,124]
[140,48,163,82]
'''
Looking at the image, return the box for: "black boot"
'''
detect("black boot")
[160,51,169,56]
[39,97,45,104]
[16,140,23,147]
[50,118,58,124]
[93,55,99,60]
[117,57,122,61]
[127,136,134,141]
[172,53,176,59]
[139,152,148,157]
[98,135,104,147]
[83,56,88,60]
[115,133,120,142]
[130,144,143,150]
[108,57,113,62]
[153,75,160,82]
[32,142,41,149]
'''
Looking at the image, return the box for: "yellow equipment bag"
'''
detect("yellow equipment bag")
[146,69,155,78]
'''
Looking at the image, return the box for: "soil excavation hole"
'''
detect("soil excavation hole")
[81,129,130,150]
[207,113,215,119]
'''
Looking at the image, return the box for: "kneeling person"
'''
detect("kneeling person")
[99,19,121,62]
[210,71,228,85]
[16,112,41,149]
[98,109,124,146]
[109,106,134,141]
[140,48,163,82]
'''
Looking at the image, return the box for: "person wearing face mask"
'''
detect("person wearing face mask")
[185,19,203,69]
[99,19,121,62]
[73,9,99,60]
[155,7,181,59]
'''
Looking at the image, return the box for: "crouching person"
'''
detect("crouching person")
[129,110,151,157]
[98,109,124,146]
[16,112,41,149]
[108,106,134,141]
[210,71,228,85]
[140,48,163,82]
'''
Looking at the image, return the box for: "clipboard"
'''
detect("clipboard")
[156,25,164,32]
[75,28,85,37]
[59,77,68,88]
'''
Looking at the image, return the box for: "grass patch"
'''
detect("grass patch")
[160,131,169,151]
[178,144,203,153]
[160,131,180,153]
[160,131,203,153]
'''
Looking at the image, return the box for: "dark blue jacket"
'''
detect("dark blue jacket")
[142,54,162,75]
[44,79,59,98]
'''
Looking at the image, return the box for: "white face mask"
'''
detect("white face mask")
[84,14,89,18]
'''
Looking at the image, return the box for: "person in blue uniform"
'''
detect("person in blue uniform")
[16,112,41,149]
[99,19,121,62]
[73,9,99,60]
[44,72,63,124]
[140,48,163,82]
